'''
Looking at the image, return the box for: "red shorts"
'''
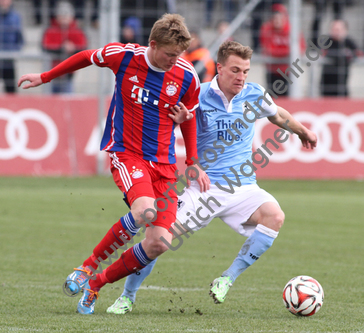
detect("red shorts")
[109,151,178,230]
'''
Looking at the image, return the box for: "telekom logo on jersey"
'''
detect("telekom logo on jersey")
[131,84,173,107]
[131,85,150,105]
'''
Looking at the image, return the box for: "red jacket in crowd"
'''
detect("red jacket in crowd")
[260,4,305,73]
[42,18,87,68]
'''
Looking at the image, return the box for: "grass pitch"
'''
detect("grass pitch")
[0,177,363,332]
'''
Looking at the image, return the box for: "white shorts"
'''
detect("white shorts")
[176,181,279,237]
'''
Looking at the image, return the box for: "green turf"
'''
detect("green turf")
[1,177,363,332]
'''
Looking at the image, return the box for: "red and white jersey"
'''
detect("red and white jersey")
[92,42,200,164]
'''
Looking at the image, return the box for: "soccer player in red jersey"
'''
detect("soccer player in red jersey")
[18,13,210,314]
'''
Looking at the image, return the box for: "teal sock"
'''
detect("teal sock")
[121,258,157,303]
[222,225,278,283]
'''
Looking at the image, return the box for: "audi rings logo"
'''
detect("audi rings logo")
[254,112,364,163]
[0,108,58,160]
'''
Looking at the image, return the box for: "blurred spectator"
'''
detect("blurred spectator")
[250,0,284,52]
[310,0,352,45]
[182,31,216,83]
[320,20,363,97]
[259,3,305,96]
[42,1,87,93]
[216,20,234,42]
[121,0,176,46]
[205,0,237,27]
[0,0,23,93]
[120,16,142,45]
[32,0,98,27]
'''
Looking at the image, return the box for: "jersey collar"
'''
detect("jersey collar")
[209,75,247,113]
[210,75,230,111]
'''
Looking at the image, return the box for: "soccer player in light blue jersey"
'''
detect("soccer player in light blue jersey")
[107,40,317,314]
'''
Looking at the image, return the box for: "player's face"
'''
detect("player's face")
[217,55,250,101]
[149,41,184,71]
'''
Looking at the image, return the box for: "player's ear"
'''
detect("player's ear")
[149,40,157,50]
[216,62,223,75]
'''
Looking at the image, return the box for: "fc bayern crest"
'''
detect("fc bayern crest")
[166,81,179,96]
[130,169,144,179]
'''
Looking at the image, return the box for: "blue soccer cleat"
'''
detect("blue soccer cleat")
[77,282,99,314]
[64,265,93,296]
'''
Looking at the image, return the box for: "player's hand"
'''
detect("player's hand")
[18,73,43,89]
[187,164,210,192]
[299,129,317,149]
[168,102,193,124]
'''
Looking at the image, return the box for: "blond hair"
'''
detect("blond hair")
[149,14,191,50]
[217,41,253,65]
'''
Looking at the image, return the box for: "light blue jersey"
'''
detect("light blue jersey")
[196,76,277,186]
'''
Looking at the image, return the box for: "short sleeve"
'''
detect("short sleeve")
[180,66,201,112]
[91,42,130,74]
[256,84,278,118]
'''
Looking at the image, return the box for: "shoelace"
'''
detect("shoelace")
[74,266,93,283]
[83,289,99,307]
[74,266,93,276]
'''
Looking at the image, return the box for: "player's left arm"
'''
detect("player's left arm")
[268,106,317,149]
[174,63,210,190]
[179,115,210,192]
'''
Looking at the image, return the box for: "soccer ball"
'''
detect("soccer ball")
[282,275,324,316]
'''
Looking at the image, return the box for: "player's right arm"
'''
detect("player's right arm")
[19,43,131,89]
[18,49,95,89]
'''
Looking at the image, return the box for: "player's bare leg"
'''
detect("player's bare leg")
[248,202,285,232]
[141,226,173,259]
[210,202,284,304]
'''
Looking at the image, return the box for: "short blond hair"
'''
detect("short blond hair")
[149,14,191,51]
[217,41,253,65]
